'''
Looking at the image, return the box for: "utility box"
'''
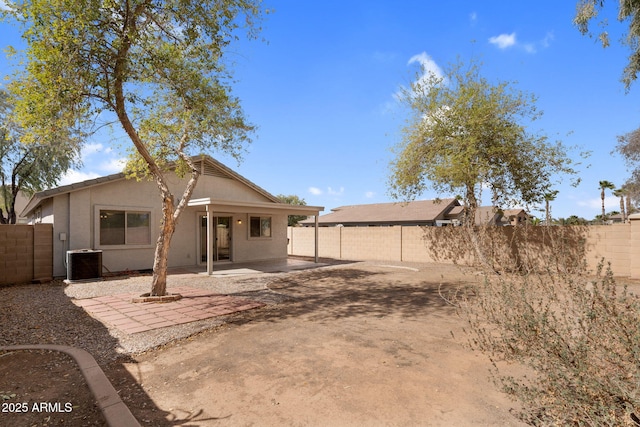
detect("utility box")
[66,249,102,282]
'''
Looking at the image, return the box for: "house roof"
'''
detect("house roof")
[20,155,296,217]
[300,200,532,227]
[300,199,460,225]
[503,209,528,217]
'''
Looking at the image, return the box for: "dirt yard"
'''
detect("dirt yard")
[1,262,528,426]
[124,262,526,426]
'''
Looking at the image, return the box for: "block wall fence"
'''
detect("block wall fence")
[0,224,53,286]
[288,214,640,279]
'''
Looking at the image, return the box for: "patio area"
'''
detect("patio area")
[167,257,329,277]
[74,286,265,334]
[71,257,332,334]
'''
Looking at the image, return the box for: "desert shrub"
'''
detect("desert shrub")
[424,224,588,274]
[445,225,640,426]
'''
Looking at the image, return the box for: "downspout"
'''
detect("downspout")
[63,193,70,270]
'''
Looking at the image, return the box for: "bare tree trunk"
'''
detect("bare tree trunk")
[150,195,175,296]
[545,199,551,226]
[463,186,498,273]
[149,155,201,296]
[601,188,606,223]
[620,195,626,223]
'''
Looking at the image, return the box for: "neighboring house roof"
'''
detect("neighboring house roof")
[300,199,529,227]
[606,213,624,223]
[474,206,503,225]
[300,199,461,226]
[501,208,529,225]
[503,209,528,217]
[442,205,503,226]
[21,155,284,218]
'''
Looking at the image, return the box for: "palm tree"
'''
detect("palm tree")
[599,180,616,224]
[613,188,626,223]
[544,190,559,226]
[622,182,638,217]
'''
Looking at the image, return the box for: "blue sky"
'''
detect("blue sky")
[1,1,639,220]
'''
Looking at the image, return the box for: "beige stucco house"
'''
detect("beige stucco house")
[21,156,323,278]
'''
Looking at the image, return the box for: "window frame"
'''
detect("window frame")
[94,205,154,249]
[248,215,272,239]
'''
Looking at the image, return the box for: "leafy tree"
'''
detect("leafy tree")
[0,89,79,224]
[389,59,578,264]
[574,0,640,90]
[564,214,589,225]
[575,2,640,216]
[277,194,308,226]
[599,180,616,223]
[530,216,543,226]
[3,0,265,296]
[623,181,640,214]
[616,130,640,209]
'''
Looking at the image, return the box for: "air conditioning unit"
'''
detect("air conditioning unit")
[66,249,102,282]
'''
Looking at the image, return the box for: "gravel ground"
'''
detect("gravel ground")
[0,268,317,366]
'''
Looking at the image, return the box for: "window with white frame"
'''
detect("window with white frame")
[99,210,151,245]
[249,216,271,238]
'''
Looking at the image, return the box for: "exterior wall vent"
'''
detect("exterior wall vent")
[202,162,232,179]
[66,249,102,282]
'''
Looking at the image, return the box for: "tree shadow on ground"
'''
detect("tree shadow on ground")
[230,265,475,324]
[0,281,214,426]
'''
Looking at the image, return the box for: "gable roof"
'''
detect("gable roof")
[503,209,528,217]
[300,199,460,226]
[21,155,280,217]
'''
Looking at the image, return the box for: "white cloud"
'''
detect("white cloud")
[392,51,447,103]
[541,31,555,48]
[308,186,345,197]
[58,170,101,186]
[328,186,345,196]
[408,52,445,82]
[469,12,477,23]
[489,31,554,54]
[489,33,517,49]
[308,187,323,196]
[365,191,375,198]
[82,143,106,155]
[577,196,619,211]
[98,157,127,174]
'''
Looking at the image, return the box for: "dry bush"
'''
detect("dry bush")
[433,225,640,426]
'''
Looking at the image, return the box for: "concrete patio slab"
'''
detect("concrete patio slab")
[74,286,265,334]
[168,257,329,277]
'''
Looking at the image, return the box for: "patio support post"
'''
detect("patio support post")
[315,214,319,263]
[206,206,213,275]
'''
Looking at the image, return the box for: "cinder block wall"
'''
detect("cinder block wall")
[0,224,53,285]
[586,224,631,276]
[289,215,640,278]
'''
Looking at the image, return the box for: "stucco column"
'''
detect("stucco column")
[629,213,640,279]
[315,214,319,263]
[206,206,213,275]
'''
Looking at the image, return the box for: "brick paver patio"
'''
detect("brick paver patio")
[74,286,264,334]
